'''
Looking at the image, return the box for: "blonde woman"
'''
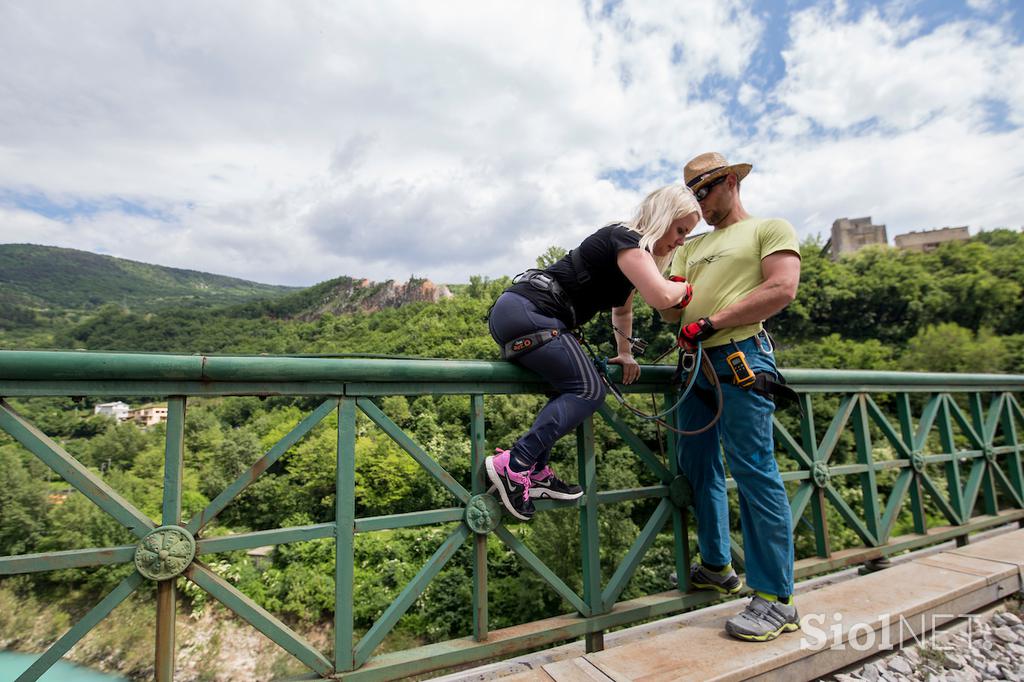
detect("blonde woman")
[486,184,701,520]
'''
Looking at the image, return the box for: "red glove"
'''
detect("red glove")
[677,317,715,350]
[667,275,693,309]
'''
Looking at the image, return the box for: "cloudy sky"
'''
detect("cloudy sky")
[1,0,1021,286]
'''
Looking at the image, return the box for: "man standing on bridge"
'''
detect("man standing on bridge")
[660,152,802,642]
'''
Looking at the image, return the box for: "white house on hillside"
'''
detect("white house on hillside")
[94,401,131,421]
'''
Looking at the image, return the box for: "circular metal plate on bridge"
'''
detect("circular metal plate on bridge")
[669,475,693,508]
[134,525,197,581]
[812,461,831,488]
[465,494,503,534]
[911,451,926,473]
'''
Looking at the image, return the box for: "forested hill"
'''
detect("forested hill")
[0,243,460,352]
[2,230,1024,680]
[2,230,1024,374]
[0,243,298,310]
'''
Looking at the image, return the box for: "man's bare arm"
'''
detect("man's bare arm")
[659,250,800,326]
[707,251,800,328]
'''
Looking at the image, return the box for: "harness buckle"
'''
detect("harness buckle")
[513,270,554,290]
[628,336,648,357]
[681,350,697,373]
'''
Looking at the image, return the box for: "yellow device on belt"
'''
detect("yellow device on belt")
[727,340,756,388]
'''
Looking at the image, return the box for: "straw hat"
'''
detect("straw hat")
[683,152,752,192]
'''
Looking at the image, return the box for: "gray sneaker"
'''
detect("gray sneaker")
[689,562,742,595]
[725,595,800,642]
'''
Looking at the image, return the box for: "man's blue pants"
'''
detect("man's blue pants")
[675,331,794,598]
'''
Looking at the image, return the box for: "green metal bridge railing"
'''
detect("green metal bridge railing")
[0,350,1022,681]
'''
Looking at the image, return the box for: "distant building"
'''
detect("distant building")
[129,404,168,427]
[247,546,274,571]
[94,401,131,421]
[894,226,970,253]
[831,217,888,257]
[47,489,74,505]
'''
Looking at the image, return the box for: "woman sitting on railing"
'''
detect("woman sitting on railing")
[486,184,699,520]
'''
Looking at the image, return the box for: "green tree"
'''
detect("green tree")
[0,448,49,556]
[836,247,949,343]
[536,246,567,269]
[773,239,855,343]
[899,323,1008,373]
[85,420,152,470]
[777,334,896,370]
[1002,335,1024,374]
[465,274,512,300]
[925,241,1022,332]
[354,434,434,516]
[198,426,262,501]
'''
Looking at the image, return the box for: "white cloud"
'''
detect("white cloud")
[1000,42,1024,127]
[736,83,762,111]
[747,2,1024,241]
[0,0,1021,287]
[0,0,765,284]
[966,0,1003,12]
[745,117,1024,238]
[777,6,1007,131]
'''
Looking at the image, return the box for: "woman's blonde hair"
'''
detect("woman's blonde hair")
[625,184,702,272]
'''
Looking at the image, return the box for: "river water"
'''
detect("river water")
[0,651,127,681]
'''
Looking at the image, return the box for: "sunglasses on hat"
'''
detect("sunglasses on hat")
[694,175,727,201]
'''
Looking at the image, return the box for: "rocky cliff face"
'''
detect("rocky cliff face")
[357,278,454,311]
[290,276,453,320]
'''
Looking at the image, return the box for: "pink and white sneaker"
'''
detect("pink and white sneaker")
[485,448,535,520]
[529,465,584,500]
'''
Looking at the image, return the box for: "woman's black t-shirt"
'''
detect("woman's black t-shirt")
[508,223,641,327]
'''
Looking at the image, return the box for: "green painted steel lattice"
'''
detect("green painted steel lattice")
[911,450,927,473]
[464,494,503,534]
[0,350,1022,682]
[812,461,831,488]
[134,526,196,581]
[669,475,693,508]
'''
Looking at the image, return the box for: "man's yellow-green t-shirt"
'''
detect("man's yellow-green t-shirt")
[668,217,800,348]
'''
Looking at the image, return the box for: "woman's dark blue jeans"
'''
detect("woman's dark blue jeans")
[488,292,606,473]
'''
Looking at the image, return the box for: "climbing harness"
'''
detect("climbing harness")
[689,334,802,414]
[511,269,578,328]
[587,325,804,434]
[496,257,791,431]
[500,328,562,360]
[578,323,724,437]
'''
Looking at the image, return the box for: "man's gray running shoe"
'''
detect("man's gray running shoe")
[725,595,800,642]
[689,562,742,595]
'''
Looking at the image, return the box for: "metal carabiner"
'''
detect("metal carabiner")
[681,350,697,373]
[629,337,648,357]
[755,330,775,354]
